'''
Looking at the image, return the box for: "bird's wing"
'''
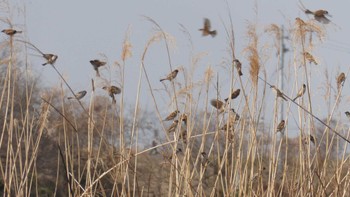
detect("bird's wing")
[204,18,211,29]
[210,99,223,109]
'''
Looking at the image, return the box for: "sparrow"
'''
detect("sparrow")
[199,18,217,37]
[180,129,187,144]
[224,89,241,102]
[67,90,87,100]
[295,17,307,26]
[233,59,243,76]
[160,69,179,82]
[276,120,286,133]
[18,41,58,66]
[305,9,331,24]
[90,59,106,77]
[42,54,58,66]
[167,120,179,133]
[337,72,346,90]
[270,85,287,101]
[167,148,182,160]
[303,52,317,65]
[200,152,209,166]
[102,85,121,103]
[220,123,233,131]
[229,108,240,122]
[210,99,226,113]
[292,84,306,101]
[2,29,22,36]
[163,110,180,121]
[345,111,350,118]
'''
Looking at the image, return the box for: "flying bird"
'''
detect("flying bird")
[102,85,121,103]
[276,120,286,133]
[160,69,179,82]
[337,72,346,90]
[90,59,106,77]
[293,84,306,101]
[270,85,287,101]
[163,110,180,121]
[303,52,317,65]
[305,9,331,24]
[199,18,217,37]
[2,29,22,36]
[233,59,243,76]
[225,89,241,102]
[67,90,87,100]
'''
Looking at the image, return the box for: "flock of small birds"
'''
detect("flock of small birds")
[1,28,122,103]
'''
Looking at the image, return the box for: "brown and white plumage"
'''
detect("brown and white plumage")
[271,85,287,101]
[233,59,243,76]
[163,110,180,121]
[293,84,306,101]
[199,18,217,37]
[305,9,331,24]
[17,41,58,66]
[225,89,241,102]
[167,120,179,133]
[67,90,87,100]
[276,120,286,133]
[210,99,226,113]
[90,59,106,77]
[337,72,346,90]
[2,29,22,36]
[303,52,317,65]
[102,85,121,103]
[160,69,179,82]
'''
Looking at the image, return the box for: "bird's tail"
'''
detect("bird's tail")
[42,62,47,66]
[305,9,313,15]
[67,97,73,100]
[238,70,243,76]
[160,79,165,82]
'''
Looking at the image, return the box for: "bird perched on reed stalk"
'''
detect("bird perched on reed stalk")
[199,18,217,37]
[2,29,22,36]
[90,59,106,77]
[224,89,241,102]
[305,9,331,24]
[293,84,306,101]
[67,90,87,100]
[270,85,287,101]
[337,72,346,90]
[210,99,226,113]
[17,41,58,66]
[160,69,179,82]
[276,120,286,133]
[102,85,121,103]
[163,110,180,121]
[303,52,317,65]
[179,113,188,125]
[167,120,179,133]
[233,59,243,76]
[309,135,315,145]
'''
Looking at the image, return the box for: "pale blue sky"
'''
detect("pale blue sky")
[5,0,350,134]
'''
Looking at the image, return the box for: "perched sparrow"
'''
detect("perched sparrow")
[2,29,22,36]
[305,9,331,24]
[102,86,121,103]
[210,99,226,113]
[200,152,209,166]
[180,129,188,144]
[220,123,233,131]
[90,59,106,77]
[270,85,287,101]
[160,69,179,82]
[276,120,286,133]
[345,111,350,118]
[42,54,58,66]
[67,90,87,100]
[337,72,346,90]
[225,89,241,102]
[233,59,243,76]
[295,17,307,26]
[163,110,180,121]
[292,84,306,101]
[199,18,217,37]
[229,108,240,122]
[303,52,317,65]
[167,120,179,133]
